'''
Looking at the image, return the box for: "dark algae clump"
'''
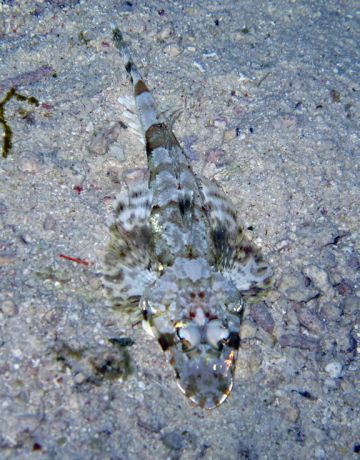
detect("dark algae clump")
[0,87,39,158]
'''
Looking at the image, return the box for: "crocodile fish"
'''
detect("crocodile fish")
[103,28,272,409]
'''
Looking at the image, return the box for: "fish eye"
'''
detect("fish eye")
[175,321,201,351]
[206,320,230,350]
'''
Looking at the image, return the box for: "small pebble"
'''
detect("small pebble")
[136,409,162,433]
[314,448,326,460]
[343,295,360,316]
[275,239,291,251]
[278,333,320,351]
[278,397,300,423]
[240,322,257,339]
[213,118,227,128]
[73,372,86,384]
[325,361,342,379]
[18,158,38,173]
[279,271,319,303]
[0,256,15,266]
[336,279,353,296]
[85,121,94,132]
[237,347,262,378]
[12,348,23,358]
[324,378,339,390]
[108,142,125,161]
[88,122,125,156]
[89,276,102,290]
[88,134,108,156]
[319,302,342,321]
[163,43,181,57]
[232,30,249,41]
[293,304,324,334]
[272,115,298,131]
[205,148,226,167]
[223,129,236,141]
[1,299,18,317]
[106,167,121,184]
[319,247,337,269]
[249,302,275,334]
[303,265,333,294]
[328,270,342,286]
[161,431,183,451]
[156,26,173,40]
[347,251,360,271]
[43,214,57,231]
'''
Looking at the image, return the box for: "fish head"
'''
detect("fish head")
[140,262,243,409]
[158,318,240,409]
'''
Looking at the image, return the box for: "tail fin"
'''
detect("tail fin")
[112,28,159,131]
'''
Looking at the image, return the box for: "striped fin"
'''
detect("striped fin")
[103,181,156,310]
[201,180,272,300]
[117,95,145,145]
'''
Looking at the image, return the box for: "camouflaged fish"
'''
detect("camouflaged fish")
[103,28,272,409]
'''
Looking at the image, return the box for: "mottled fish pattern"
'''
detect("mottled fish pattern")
[103,28,272,409]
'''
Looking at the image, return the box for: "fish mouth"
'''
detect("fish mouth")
[169,346,237,409]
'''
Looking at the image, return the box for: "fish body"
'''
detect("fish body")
[103,28,272,409]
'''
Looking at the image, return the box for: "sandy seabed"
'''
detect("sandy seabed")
[0,1,359,459]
